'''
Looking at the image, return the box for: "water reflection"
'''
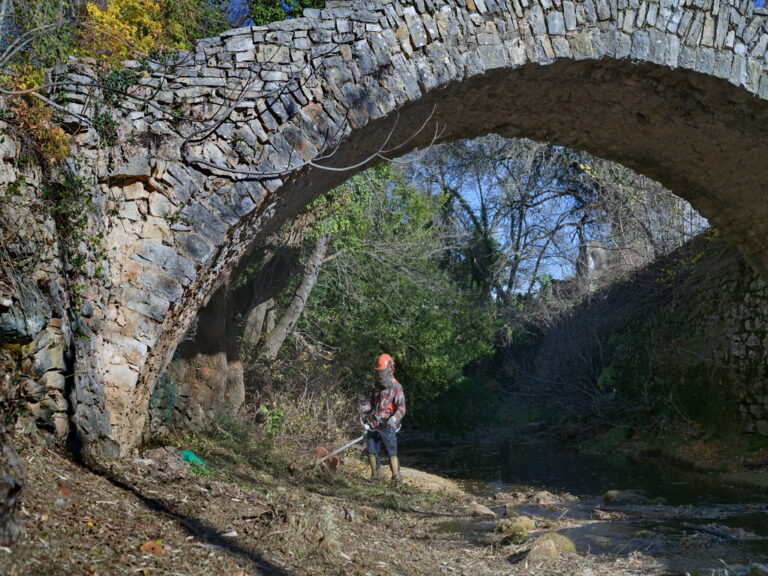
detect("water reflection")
[403,438,764,506]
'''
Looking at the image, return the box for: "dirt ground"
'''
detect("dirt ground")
[0,432,743,576]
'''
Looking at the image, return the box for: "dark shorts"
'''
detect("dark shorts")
[366,427,397,457]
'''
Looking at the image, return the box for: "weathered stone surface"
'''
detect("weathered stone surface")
[120,285,171,323]
[469,502,496,518]
[25,328,66,374]
[132,242,196,286]
[546,11,566,35]
[0,281,50,342]
[148,192,175,218]
[528,539,559,560]
[110,154,151,179]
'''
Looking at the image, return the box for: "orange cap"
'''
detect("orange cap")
[375,353,394,371]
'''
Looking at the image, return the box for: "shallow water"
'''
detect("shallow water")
[402,437,768,572]
[404,439,763,505]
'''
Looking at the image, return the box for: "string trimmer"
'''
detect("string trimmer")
[315,412,400,466]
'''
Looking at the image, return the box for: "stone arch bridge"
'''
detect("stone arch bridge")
[36,0,768,455]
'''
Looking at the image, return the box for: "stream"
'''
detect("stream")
[402,437,768,574]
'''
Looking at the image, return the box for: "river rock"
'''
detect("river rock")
[496,517,533,545]
[533,490,560,507]
[496,516,536,532]
[533,533,576,553]
[602,489,650,505]
[468,501,496,518]
[475,532,506,547]
[750,563,768,576]
[527,538,558,560]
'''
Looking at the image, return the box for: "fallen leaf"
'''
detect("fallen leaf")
[40,514,48,523]
[233,571,249,576]
[139,540,164,557]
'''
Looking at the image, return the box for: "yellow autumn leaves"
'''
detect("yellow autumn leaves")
[84,0,165,60]
[82,0,224,61]
[82,0,200,61]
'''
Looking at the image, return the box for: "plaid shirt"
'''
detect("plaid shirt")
[371,378,406,429]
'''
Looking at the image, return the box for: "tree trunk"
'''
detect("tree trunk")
[258,234,331,361]
[264,301,276,334]
[0,427,23,546]
[0,370,24,546]
[0,0,11,38]
[242,299,270,345]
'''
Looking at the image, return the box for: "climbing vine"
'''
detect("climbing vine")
[42,169,107,303]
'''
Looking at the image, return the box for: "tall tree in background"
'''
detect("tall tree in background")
[408,136,707,303]
[410,136,598,302]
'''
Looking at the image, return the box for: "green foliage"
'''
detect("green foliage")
[3,0,228,70]
[44,170,91,240]
[596,364,616,391]
[100,67,142,106]
[2,0,80,69]
[7,176,26,197]
[92,104,119,146]
[42,168,107,301]
[300,165,497,425]
[423,376,503,431]
[250,0,324,26]
[188,460,211,476]
[257,403,285,437]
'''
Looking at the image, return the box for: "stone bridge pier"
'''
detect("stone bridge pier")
[50,0,768,455]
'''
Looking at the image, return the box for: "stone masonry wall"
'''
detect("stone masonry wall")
[651,239,768,436]
[524,233,768,437]
[4,0,768,455]
[0,108,113,448]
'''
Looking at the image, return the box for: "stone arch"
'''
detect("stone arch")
[60,0,768,454]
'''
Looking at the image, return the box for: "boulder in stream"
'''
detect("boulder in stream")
[603,489,651,505]
[468,501,496,518]
[496,516,536,533]
[527,539,558,560]
[527,533,576,560]
[496,517,535,545]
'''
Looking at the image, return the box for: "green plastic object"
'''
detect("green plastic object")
[181,449,206,466]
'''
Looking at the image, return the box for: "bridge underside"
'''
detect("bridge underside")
[285,59,768,269]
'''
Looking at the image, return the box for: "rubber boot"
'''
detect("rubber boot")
[367,454,382,482]
[389,456,402,487]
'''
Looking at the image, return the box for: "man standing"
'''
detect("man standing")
[360,353,406,486]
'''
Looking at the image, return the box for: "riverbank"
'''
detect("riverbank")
[3,429,767,576]
[578,422,768,493]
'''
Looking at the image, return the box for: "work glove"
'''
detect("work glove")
[387,415,398,428]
